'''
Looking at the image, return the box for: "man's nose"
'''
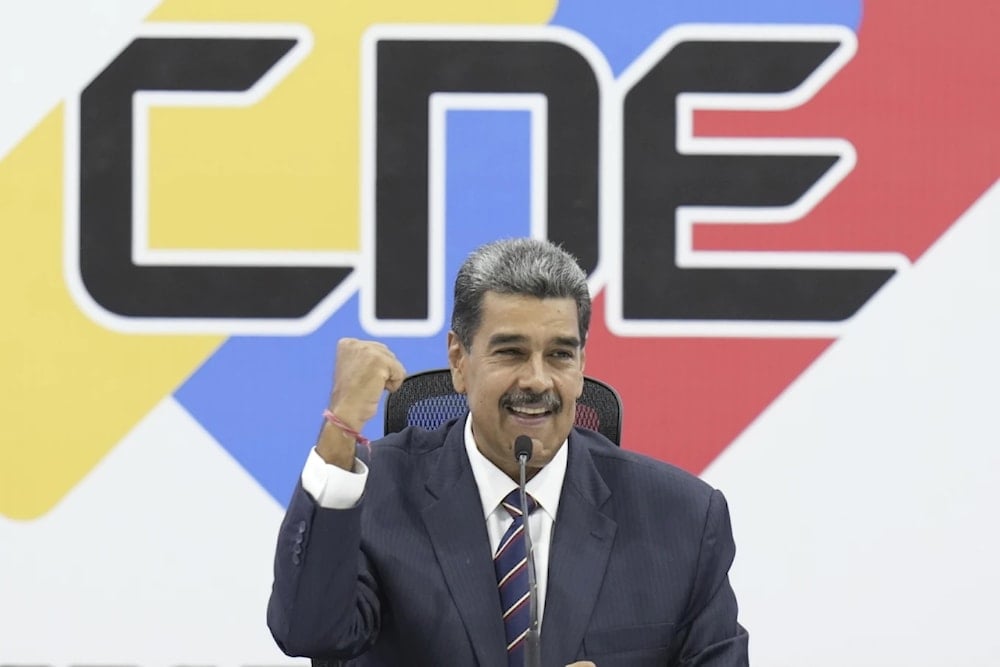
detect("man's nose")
[517,354,554,394]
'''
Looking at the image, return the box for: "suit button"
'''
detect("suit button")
[292,554,301,566]
[293,544,302,555]
[297,521,306,534]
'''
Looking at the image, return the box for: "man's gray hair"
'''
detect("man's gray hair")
[451,238,591,349]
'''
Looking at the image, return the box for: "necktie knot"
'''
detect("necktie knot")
[500,489,537,519]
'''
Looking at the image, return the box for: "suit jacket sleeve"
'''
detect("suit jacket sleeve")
[674,488,749,666]
[267,481,380,659]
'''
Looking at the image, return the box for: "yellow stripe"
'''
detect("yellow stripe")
[502,591,530,619]
[497,557,527,588]
[507,627,530,651]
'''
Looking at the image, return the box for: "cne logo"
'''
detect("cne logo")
[68,23,905,337]
[2,0,908,519]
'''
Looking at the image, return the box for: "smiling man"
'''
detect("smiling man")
[267,238,749,666]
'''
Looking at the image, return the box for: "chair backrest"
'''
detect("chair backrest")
[384,368,623,446]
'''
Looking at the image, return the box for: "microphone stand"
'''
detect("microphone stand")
[517,438,541,667]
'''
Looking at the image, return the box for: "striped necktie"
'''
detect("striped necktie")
[494,489,538,667]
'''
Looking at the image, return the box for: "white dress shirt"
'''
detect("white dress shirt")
[300,413,568,624]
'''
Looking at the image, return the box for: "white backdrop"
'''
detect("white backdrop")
[705,182,1000,665]
[2,1,998,665]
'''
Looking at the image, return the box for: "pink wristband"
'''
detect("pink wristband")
[322,409,371,450]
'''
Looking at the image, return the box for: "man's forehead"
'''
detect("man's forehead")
[464,292,581,348]
[479,291,577,312]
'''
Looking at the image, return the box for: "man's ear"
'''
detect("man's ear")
[447,331,467,394]
[576,346,587,399]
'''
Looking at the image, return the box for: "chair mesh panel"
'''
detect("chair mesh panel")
[385,369,622,446]
[406,394,470,430]
[574,403,600,432]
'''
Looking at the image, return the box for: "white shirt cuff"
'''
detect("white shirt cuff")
[300,447,368,509]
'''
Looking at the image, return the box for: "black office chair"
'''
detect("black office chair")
[384,368,623,446]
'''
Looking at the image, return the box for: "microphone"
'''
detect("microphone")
[514,435,541,667]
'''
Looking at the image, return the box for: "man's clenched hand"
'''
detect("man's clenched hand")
[316,338,406,469]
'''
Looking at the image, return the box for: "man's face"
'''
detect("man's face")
[448,292,585,480]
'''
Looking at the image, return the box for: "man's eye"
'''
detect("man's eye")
[551,350,574,359]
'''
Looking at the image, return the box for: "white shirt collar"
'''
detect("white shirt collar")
[463,412,567,523]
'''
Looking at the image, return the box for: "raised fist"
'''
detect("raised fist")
[327,338,407,431]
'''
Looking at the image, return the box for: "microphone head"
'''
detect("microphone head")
[514,435,533,462]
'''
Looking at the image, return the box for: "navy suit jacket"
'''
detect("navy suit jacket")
[268,418,748,665]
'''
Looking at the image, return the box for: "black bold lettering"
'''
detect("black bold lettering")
[372,37,600,320]
[622,36,895,322]
[79,37,351,319]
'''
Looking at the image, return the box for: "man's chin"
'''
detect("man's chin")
[526,437,566,462]
[499,421,569,461]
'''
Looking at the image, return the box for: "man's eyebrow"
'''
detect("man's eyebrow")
[552,336,581,348]
[487,333,527,347]
[486,333,581,349]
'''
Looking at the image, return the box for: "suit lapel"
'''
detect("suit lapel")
[541,433,617,664]
[421,419,508,667]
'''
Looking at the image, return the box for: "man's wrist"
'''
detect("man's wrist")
[323,409,371,447]
[315,421,359,470]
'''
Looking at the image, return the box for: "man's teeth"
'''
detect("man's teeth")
[511,406,547,415]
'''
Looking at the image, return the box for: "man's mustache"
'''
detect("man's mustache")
[500,391,562,413]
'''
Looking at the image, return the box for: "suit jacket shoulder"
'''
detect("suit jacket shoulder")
[553,428,748,665]
[571,426,717,516]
